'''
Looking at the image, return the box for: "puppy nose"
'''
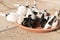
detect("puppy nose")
[33,12,37,15]
[44,10,46,12]
[26,6,29,8]
[28,15,31,17]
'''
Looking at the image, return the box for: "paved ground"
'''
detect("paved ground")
[0,25,60,40]
[0,0,60,40]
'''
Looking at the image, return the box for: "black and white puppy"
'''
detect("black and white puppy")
[40,13,50,28]
[36,9,50,28]
[22,15,36,28]
[36,9,48,18]
[22,6,36,28]
[44,16,58,29]
[22,0,38,28]
[44,10,59,29]
[31,0,39,16]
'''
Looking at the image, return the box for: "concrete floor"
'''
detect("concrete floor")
[0,25,60,40]
[0,0,60,40]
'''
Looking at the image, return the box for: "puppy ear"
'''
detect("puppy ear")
[47,16,50,20]
[44,10,46,12]
[24,18,27,20]
[13,4,21,7]
[26,0,29,8]
[48,16,56,25]
[33,11,37,15]
[41,14,44,18]
[47,13,50,16]
[58,11,60,17]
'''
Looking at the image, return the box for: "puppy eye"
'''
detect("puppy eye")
[28,15,31,17]
[39,13,42,14]
[58,13,60,17]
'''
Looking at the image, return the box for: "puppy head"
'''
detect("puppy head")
[31,7,39,16]
[58,11,60,17]
[28,14,36,19]
[26,9,36,19]
[58,10,60,19]
[51,19,58,28]
[16,5,27,16]
[36,9,49,18]
[55,10,60,19]
[22,15,36,27]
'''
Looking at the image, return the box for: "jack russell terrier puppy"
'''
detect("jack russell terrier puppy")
[22,0,38,28]
[44,10,59,29]
[36,9,50,28]
[0,0,28,23]
[17,0,29,24]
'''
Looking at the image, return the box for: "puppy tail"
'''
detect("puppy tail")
[0,13,9,17]
[13,4,21,7]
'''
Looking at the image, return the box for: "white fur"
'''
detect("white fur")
[26,8,36,19]
[44,23,51,29]
[6,12,19,22]
[44,16,54,29]
[55,10,60,19]
[17,0,29,24]
[14,4,27,16]
[0,5,27,23]
[51,11,59,29]
[44,13,58,29]
[31,0,39,13]
[0,13,6,17]
[37,9,47,18]
[0,12,19,22]
[51,19,58,29]
[43,16,51,29]
[32,7,39,13]
[17,15,25,24]
[44,16,49,20]
[16,5,27,16]
[40,10,47,17]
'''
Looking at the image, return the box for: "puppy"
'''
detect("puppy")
[0,0,29,24]
[15,5,27,16]
[22,0,39,28]
[22,15,36,28]
[36,9,48,18]
[44,10,59,29]
[17,0,29,24]
[31,0,39,16]
[0,12,19,22]
[0,4,27,23]
[22,7,36,28]
[44,16,58,29]
[40,14,50,28]
[36,10,50,28]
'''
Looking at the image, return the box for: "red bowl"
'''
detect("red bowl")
[15,20,60,33]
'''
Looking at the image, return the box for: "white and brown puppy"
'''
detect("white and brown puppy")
[36,9,50,28]
[44,10,59,29]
